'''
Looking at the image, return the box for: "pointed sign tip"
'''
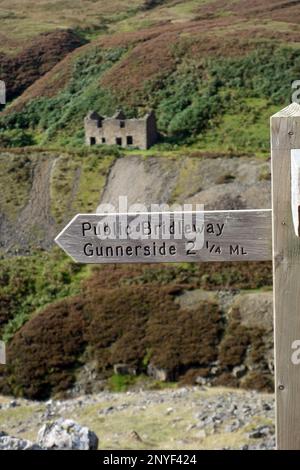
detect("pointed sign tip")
[272,102,300,118]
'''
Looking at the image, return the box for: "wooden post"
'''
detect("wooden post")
[271,102,300,449]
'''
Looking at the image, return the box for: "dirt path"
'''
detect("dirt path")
[15,156,57,251]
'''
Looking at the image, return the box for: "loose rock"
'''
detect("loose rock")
[37,418,99,450]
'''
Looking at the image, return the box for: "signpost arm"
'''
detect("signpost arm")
[271,102,300,449]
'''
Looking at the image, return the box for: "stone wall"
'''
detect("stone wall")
[84,111,158,150]
[146,111,158,148]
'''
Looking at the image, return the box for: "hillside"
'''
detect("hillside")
[0,0,293,400]
[1,0,300,54]
[0,149,273,399]
[0,149,271,255]
[0,0,145,54]
[0,251,274,400]
[1,0,300,152]
[0,30,86,102]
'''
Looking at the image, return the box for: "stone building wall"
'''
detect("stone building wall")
[84,110,158,150]
[146,112,158,148]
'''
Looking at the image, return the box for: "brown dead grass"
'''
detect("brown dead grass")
[194,0,300,24]
[0,29,85,103]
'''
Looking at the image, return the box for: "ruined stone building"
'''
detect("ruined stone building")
[84,110,158,150]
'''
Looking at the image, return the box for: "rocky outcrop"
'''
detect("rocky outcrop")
[230,291,274,379]
[0,433,41,450]
[37,419,99,450]
[100,155,271,210]
[0,419,99,450]
[147,364,170,382]
[113,364,137,376]
[231,291,273,331]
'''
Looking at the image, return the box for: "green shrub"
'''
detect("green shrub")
[0,249,87,341]
[0,47,127,147]
[0,129,35,148]
[1,43,300,151]
[108,374,137,392]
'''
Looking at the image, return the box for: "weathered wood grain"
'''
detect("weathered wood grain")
[55,210,272,264]
[272,102,300,450]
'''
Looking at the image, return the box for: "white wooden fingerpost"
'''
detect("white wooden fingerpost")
[271,102,300,450]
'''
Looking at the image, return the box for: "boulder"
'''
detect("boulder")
[195,376,208,386]
[37,418,99,450]
[174,289,218,310]
[232,365,247,379]
[0,434,41,450]
[113,364,136,376]
[70,360,106,396]
[147,363,169,381]
[230,292,273,331]
[248,425,273,439]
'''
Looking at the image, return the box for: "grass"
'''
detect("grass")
[108,374,140,392]
[0,247,90,342]
[0,0,145,53]
[0,152,33,222]
[108,373,178,393]
[197,98,279,156]
[0,148,118,233]
[0,387,274,450]
[50,152,115,224]
[0,404,42,442]
[114,0,214,33]
[74,400,198,450]
[169,157,204,203]
[2,0,297,56]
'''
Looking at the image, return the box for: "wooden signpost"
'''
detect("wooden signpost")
[271,103,300,450]
[55,102,300,450]
[55,210,272,264]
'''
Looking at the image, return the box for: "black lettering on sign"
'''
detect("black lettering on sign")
[230,245,248,256]
[186,241,196,255]
[83,242,178,259]
[56,210,272,264]
[206,241,222,254]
